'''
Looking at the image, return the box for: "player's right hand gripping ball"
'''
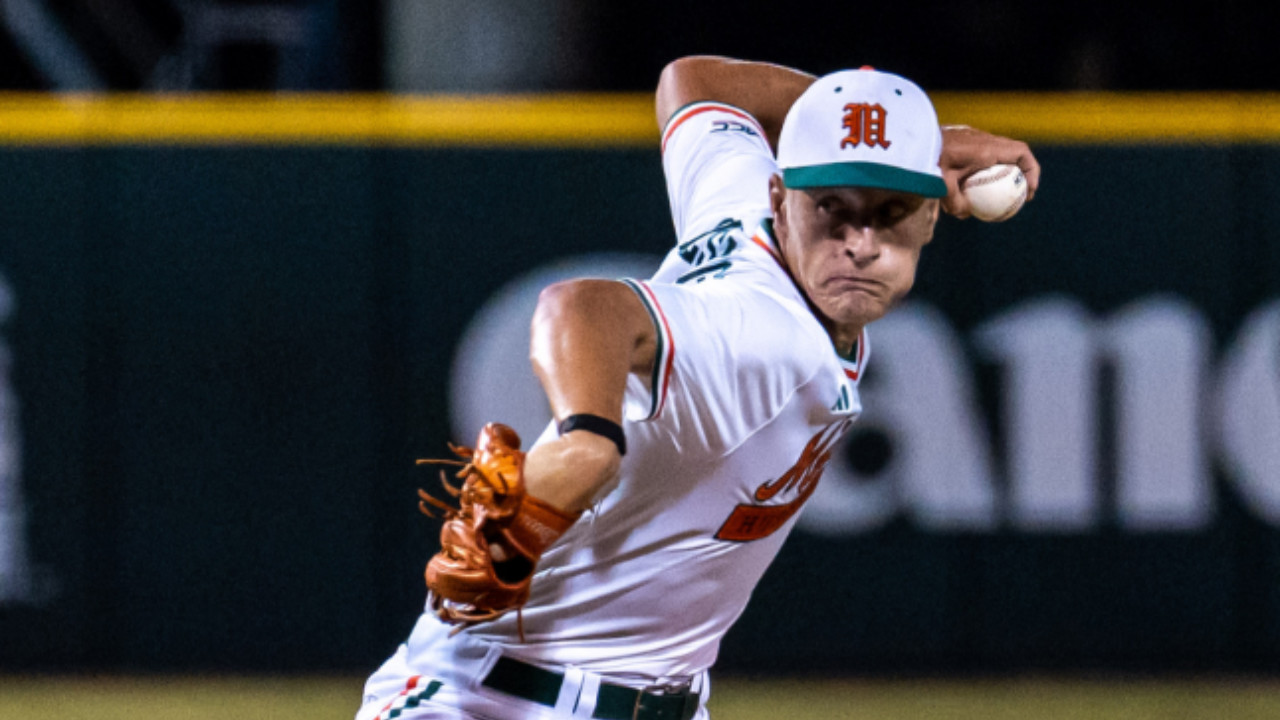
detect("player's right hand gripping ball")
[961,163,1028,222]
[417,423,579,633]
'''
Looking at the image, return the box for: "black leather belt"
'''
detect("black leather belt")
[481,655,700,720]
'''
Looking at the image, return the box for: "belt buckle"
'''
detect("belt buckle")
[631,680,694,720]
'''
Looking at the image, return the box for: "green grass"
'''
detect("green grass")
[706,677,1280,720]
[2,675,1279,719]
[0,675,361,720]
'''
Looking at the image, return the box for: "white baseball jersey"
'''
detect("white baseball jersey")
[382,101,870,690]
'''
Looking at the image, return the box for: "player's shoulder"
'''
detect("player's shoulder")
[667,264,833,375]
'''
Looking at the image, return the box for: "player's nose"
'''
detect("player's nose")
[839,224,880,264]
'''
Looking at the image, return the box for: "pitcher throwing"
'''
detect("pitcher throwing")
[356,54,1040,720]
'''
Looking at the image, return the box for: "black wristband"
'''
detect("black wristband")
[557,414,626,456]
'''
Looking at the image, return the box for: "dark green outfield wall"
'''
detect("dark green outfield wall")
[0,144,1277,674]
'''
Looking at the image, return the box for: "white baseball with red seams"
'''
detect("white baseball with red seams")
[962,163,1027,222]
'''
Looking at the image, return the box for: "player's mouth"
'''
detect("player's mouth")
[825,276,885,295]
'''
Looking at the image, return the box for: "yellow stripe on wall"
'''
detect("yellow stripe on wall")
[0,93,658,147]
[932,92,1280,144]
[2,92,1280,146]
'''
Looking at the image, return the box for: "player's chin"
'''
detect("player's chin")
[817,294,889,329]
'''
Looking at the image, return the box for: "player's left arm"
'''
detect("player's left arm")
[416,279,655,629]
[939,125,1041,218]
[522,279,657,513]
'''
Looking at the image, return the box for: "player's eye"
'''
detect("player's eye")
[878,201,909,224]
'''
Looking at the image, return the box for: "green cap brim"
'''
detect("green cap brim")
[783,162,947,198]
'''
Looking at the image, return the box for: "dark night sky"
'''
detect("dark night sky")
[581,1,1279,91]
[2,1,1276,92]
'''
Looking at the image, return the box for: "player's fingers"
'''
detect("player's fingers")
[942,196,973,219]
[964,132,1040,202]
[940,175,972,219]
[939,127,1038,212]
[1017,150,1041,201]
[994,138,1040,201]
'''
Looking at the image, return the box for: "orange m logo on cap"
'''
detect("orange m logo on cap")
[841,103,891,149]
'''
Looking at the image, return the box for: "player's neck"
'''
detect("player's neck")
[827,321,862,358]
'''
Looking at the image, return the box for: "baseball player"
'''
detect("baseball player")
[356,55,1039,720]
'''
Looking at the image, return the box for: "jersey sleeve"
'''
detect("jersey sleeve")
[661,102,778,244]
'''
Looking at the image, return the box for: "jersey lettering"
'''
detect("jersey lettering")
[841,103,892,150]
[711,120,760,137]
[715,420,852,542]
[677,260,732,284]
[678,218,742,267]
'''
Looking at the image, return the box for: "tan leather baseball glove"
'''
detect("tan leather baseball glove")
[417,423,579,637]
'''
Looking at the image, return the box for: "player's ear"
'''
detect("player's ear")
[918,198,941,246]
[768,173,787,228]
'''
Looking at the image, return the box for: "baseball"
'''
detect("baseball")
[961,164,1027,222]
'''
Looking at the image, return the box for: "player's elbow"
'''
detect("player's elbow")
[655,59,689,130]
[656,55,728,129]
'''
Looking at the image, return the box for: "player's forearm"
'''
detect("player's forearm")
[524,280,656,511]
[656,55,815,151]
[523,432,621,513]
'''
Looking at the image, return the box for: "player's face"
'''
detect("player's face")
[770,176,939,341]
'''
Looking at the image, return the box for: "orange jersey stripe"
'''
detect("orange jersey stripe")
[661,102,766,154]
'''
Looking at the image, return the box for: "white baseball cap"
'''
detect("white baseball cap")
[777,67,946,198]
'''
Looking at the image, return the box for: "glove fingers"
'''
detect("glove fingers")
[417,422,578,633]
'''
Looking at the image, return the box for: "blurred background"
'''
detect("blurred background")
[3,2,1280,718]
[1,0,1278,93]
